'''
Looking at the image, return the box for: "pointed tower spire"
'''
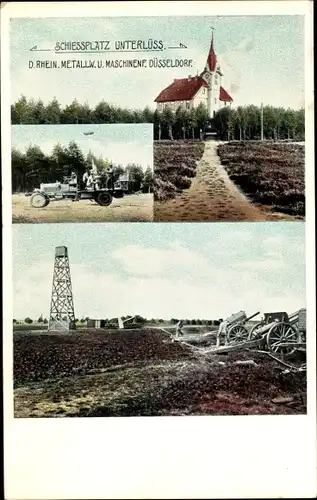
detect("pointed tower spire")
[206,33,217,73]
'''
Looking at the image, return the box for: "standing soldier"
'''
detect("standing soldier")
[175,319,184,339]
[106,165,114,190]
[82,168,91,188]
[216,318,227,348]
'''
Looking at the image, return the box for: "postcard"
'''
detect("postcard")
[1,2,315,500]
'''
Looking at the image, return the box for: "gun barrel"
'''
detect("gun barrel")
[256,321,275,336]
[245,311,260,322]
[289,310,300,320]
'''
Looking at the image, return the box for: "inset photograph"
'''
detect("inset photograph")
[13,222,306,418]
[154,137,305,222]
[12,124,153,223]
[153,26,305,221]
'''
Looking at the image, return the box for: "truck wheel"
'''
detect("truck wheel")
[97,192,113,206]
[30,192,49,208]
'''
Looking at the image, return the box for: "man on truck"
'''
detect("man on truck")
[83,168,95,189]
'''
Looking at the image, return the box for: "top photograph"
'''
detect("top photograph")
[10,15,306,223]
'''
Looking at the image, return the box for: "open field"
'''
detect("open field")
[154,140,305,222]
[12,193,153,223]
[218,141,305,218]
[14,328,306,417]
[154,140,205,201]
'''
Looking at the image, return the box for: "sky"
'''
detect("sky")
[11,124,153,169]
[12,221,306,321]
[10,15,305,110]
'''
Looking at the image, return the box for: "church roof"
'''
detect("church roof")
[154,76,207,103]
[219,86,233,102]
[154,76,233,103]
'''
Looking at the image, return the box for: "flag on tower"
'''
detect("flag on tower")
[91,159,98,175]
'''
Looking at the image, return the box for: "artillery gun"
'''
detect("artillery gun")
[174,308,306,360]
[225,310,260,343]
[245,309,306,356]
[248,311,288,340]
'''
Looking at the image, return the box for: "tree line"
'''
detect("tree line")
[215,105,305,141]
[12,140,153,193]
[12,95,304,141]
[13,316,220,326]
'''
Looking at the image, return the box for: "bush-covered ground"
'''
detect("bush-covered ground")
[14,328,191,387]
[154,141,205,201]
[218,141,305,217]
[14,328,306,417]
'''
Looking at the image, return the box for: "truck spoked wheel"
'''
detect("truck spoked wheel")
[30,193,49,208]
[97,192,113,206]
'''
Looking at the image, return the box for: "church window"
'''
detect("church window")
[214,98,217,104]
[186,101,190,109]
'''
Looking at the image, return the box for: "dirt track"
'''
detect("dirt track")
[154,142,294,222]
[12,193,153,223]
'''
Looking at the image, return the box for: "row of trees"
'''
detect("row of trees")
[170,318,220,326]
[13,317,48,325]
[11,96,155,126]
[11,95,305,141]
[214,105,305,141]
[14,316,220,326]
[12,140,153,193]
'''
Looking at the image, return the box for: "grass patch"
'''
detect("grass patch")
[154,140,205,201]
[218,141,305,217]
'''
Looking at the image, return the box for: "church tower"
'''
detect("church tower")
[201,33,224,118]
[154,32,232,117]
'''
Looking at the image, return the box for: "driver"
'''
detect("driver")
[69,171,77,188]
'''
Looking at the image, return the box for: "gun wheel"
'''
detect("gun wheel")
[266,322,300,356]
[227,324,249,344]
[248,322,264,340]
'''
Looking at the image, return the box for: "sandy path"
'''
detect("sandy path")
[12,193,153,223]
[154,141,268,222]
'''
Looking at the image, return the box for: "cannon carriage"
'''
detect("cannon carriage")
[225,310,260,344]
[237,309,307,356]
[248,311,289,341]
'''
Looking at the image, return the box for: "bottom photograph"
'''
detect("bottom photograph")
[12,221,306,417]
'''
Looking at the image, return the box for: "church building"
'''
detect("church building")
[154,36,233,118]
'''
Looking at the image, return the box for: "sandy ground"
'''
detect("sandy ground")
[154,142,296,222]
[12,193,153,223]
